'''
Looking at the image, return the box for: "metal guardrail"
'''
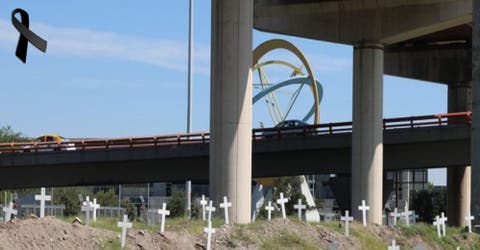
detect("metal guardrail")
[0,112,471,154]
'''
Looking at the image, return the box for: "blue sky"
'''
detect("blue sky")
[0,1,448,184]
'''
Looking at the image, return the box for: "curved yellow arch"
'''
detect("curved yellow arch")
[252,39,320,125]
[253,60,305,77]
[253,40,321,188]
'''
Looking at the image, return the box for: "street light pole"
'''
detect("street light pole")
[187,0,193,133]
[186,0,194,219]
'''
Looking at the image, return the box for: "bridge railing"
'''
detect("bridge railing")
[0,112,471,154]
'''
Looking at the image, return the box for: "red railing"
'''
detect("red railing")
[0,112,471,154]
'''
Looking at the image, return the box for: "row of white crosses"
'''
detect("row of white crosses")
[200,195,233,250]
[263,192,307,221]
[2,187,51,222]
[433,212,448,238]
[203,200,216,250]
[390,202,414,227]
[200,195,232,225]
[81,196,101,225]
[340,200,371,237]
[116,202,171,248]
[3,187,51,222]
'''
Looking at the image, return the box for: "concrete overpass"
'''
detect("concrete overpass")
[0,113,470,188]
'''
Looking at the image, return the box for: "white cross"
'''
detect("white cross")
[402,202,413,227]
[92,198,100,222]
[411,211,419,224]
[293,199,306,220]
[276,192,289,220]
[204,220,215,250]
[35,187,51,218]
[157,202,170,233]
[390,208,401,226]
[440,212,448,237]
[81,200,93,226]
[388,240,400,250]
[340,210,353,236]
[206,200,216,222]
[265,201,275,221]
[200,195,208,221]
[117,214,132,248]
[2,202,17,222]
[433,215,442,238]
[219,196,232,225]
[465,211,474,233]
[82,196,90,206]
[358,200,370,227]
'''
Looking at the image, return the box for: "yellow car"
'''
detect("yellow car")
[23,134,76,152]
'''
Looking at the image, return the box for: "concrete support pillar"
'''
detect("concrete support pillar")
[210,0,253,224]
[447,82,471,227]
[351,42,384,225]
[471,0,480,225]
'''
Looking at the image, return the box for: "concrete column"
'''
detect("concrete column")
[352,42,384,225]
[472,0,480,225]
[210,0,253,224]
[447,82,471,227]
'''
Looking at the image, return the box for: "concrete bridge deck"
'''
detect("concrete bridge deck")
[0,113,470,189]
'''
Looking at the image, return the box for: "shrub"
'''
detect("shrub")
[167,189,185,217]
[121,199,136,221]
[53,187,91,216]
[272,176,307,215]
[95,189,118,207]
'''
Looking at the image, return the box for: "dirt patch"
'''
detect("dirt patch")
[126,230,203,250]
[0,217,115,250]
[0,217,477,249]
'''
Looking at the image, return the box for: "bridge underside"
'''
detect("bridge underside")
[0,126,469,189]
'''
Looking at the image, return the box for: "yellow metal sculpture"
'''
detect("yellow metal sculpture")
[252,39,322,188]
[252,39,321,125]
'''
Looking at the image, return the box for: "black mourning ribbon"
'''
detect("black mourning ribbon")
[11,8,47,63]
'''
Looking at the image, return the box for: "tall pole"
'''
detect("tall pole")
[187,0,194,133]
[186,0,194,218]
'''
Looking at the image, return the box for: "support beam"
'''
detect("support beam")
[385,44,471,84]
[471,0,480,225]
[351,42,384,225]
[447,82,471,227]
[254,0,471,45]
[210,0,253,224]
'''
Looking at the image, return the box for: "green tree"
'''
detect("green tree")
[121,199,137,221]
[410,182,447,222]
[0,126,31,198]
[272,176,307,215]
[0,125,30,142]
[411,189,434,222]
[95,189,118,206]
[167,189,185,217]
[53,187,91,216]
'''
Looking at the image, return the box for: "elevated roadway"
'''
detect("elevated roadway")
[0,112,470,189]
